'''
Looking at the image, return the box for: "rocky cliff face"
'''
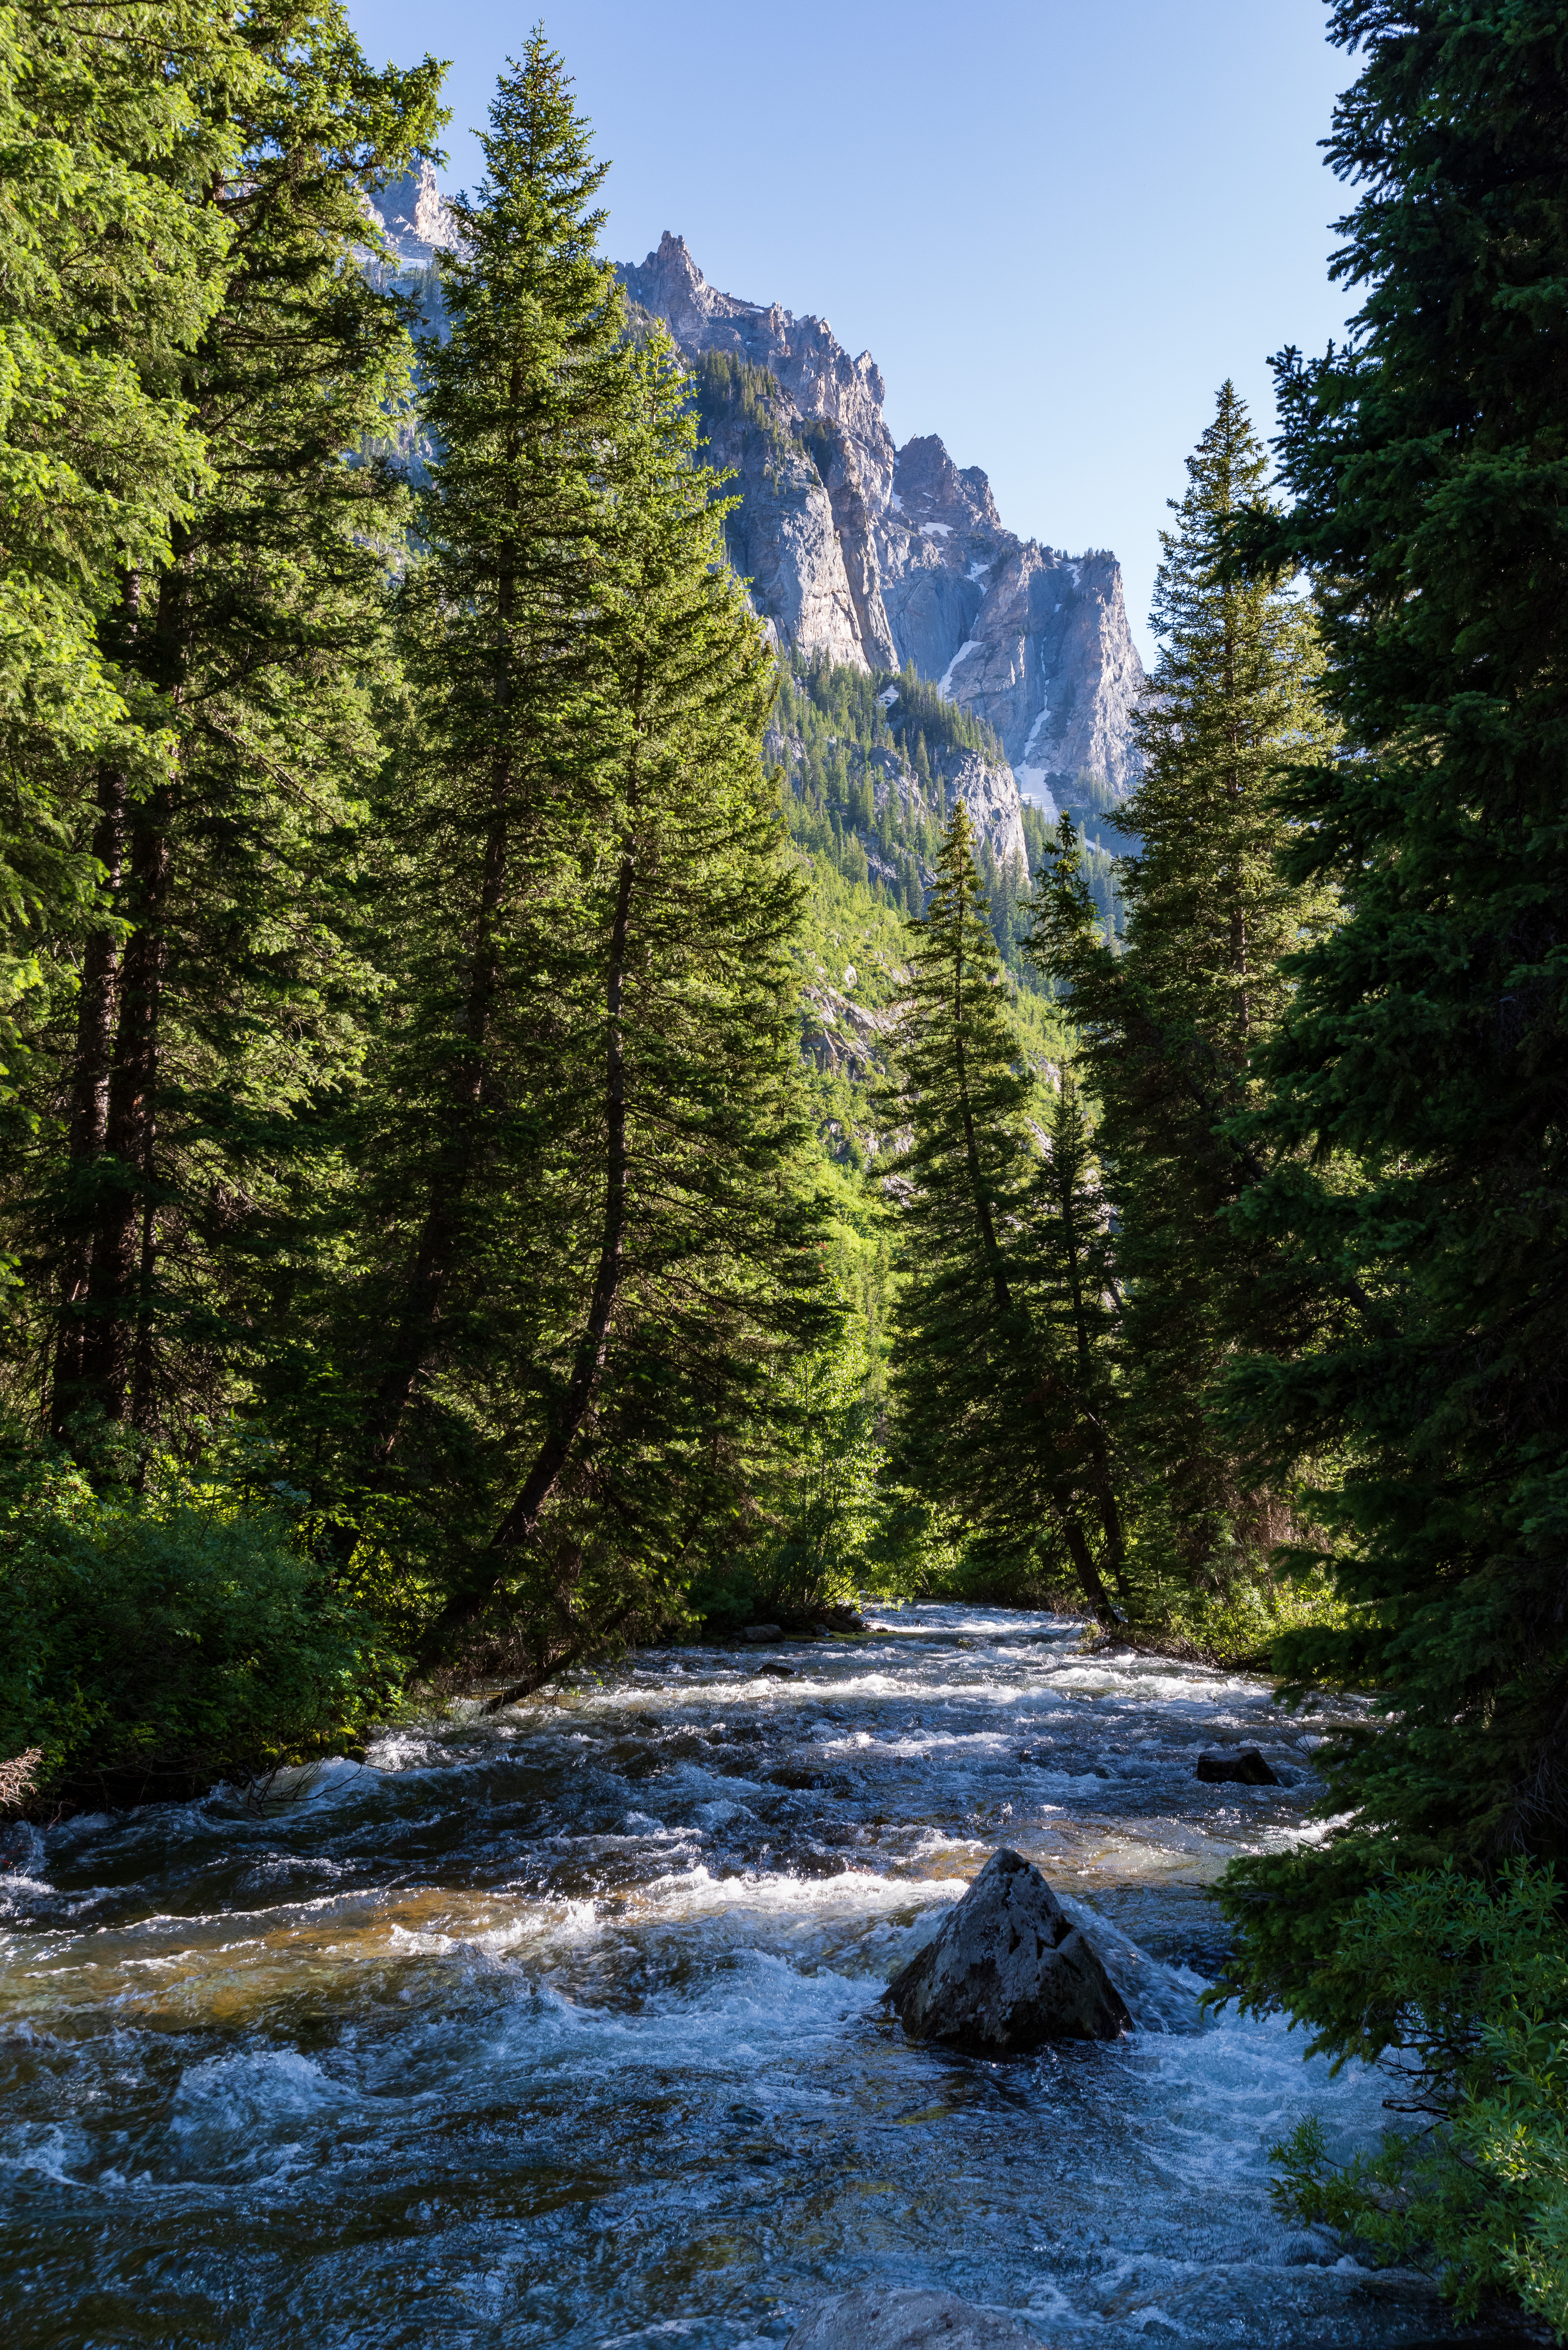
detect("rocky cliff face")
[364,202,1145,823]
[618,233,1145,818]
[686,359,873,671]
[621,232,896,511]
[365,162,459,262]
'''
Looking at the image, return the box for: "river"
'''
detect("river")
[0,1604,1491,2348]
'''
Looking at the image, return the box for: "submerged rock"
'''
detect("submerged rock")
[787,2288,1049,2350]
[882,1848,1130,2051]
[1195,1747,1279,1785]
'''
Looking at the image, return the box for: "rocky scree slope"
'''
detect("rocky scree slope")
[618,232,1145,825]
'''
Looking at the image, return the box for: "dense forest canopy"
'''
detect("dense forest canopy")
[1,1,1566,2328]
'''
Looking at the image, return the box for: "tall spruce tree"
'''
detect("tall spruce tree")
[1029,386,1332,1604]
[1213,0,1568,2030]
[883,803,1126,1622]
[0,0,245,1269]
[16,3,444,1450]
[342,42,830,1688]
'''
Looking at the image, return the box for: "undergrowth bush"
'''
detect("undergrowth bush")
[1146,1562,1350,1666]
[1257,1864,1568,2338]
[0,1444,401,1806]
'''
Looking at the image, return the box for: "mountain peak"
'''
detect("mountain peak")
[892,436,1003,536]
[365,160,457,262]
[620,235,1143,807]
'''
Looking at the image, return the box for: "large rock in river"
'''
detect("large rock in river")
[882,1848,1130,2052]
[787,2287,1050,2350]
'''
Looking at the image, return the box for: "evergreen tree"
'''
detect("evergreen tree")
[343,41,830,1688]
[0,0,245,1238]
[1029,385,1332,1604]
[1213,0,1568,2028]
[883,803,1125,1622]
[13,2,444,1450]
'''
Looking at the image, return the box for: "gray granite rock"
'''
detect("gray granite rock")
[876,441,1145,817]
[946,748,1027,874]
[364,161,459,262]
[621,233,897,513]
[884,1848,1131,2051]
[786,2287,1050,2350]
[618,234,897,677]
[615,236,1146,825]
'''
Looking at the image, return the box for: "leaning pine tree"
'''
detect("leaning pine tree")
[349,39,832,1691]
[1028,383,1333,1614]
[883,802,1127,1624]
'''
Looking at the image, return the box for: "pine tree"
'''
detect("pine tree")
[350,34,634,1488]
[0,0,245,1260]
[22,3,444,1448]
[1212,0,1568,2028]
[1028,385,1332,1604]
[341,41,831,1688]
[883,803,1125,1622]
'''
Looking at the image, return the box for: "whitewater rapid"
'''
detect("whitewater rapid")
[0,1605,1471,2346]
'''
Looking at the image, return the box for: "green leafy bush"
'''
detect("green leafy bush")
[0,1448,400,1805]
[1263,1864,1568,2337]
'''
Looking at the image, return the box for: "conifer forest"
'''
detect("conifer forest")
[2,3,1567,2341]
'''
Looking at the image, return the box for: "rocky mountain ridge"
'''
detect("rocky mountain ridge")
[619,233,1145,821]
[364,162,460,264]
[363,196,1145,840]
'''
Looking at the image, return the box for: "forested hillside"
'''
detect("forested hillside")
[1,6,1567,2327]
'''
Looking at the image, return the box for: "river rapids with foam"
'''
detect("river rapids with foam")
[0,1605,1494,2348]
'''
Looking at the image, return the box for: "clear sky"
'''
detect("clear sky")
[345,0,1359,665]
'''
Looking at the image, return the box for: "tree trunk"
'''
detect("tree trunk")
[77,800,171,1425]
[419,657,648,1660]
[50,763,127,1434]
[370,424,520,1467]
[485,830,635,1555]
[1052,1498,1120,1629]
[367,808,509,1464]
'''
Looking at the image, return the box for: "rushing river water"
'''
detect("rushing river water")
[0,1604,1502,2349]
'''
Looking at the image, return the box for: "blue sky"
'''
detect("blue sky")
[346,1,1358,665]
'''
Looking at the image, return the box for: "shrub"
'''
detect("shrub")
[1261,1864,1568,2337]
[0,1446,400,1806]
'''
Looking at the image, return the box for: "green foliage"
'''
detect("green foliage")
[876,663,1006,766]
[0,0,245,1102]
[690,1274,879,1629]
[879,803,1126,1624]
[1255,1865,1568,2337]
[1206,0,1568,1998]
[1028,385,1334,1613]
[771,657,1035,970]
[1146,1560,1349,1667]
[690,349,799,474]
[0,21,861,1798]
[0,1442,394,1801]
[305,39,835,1687]
[3,0,446,1448]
